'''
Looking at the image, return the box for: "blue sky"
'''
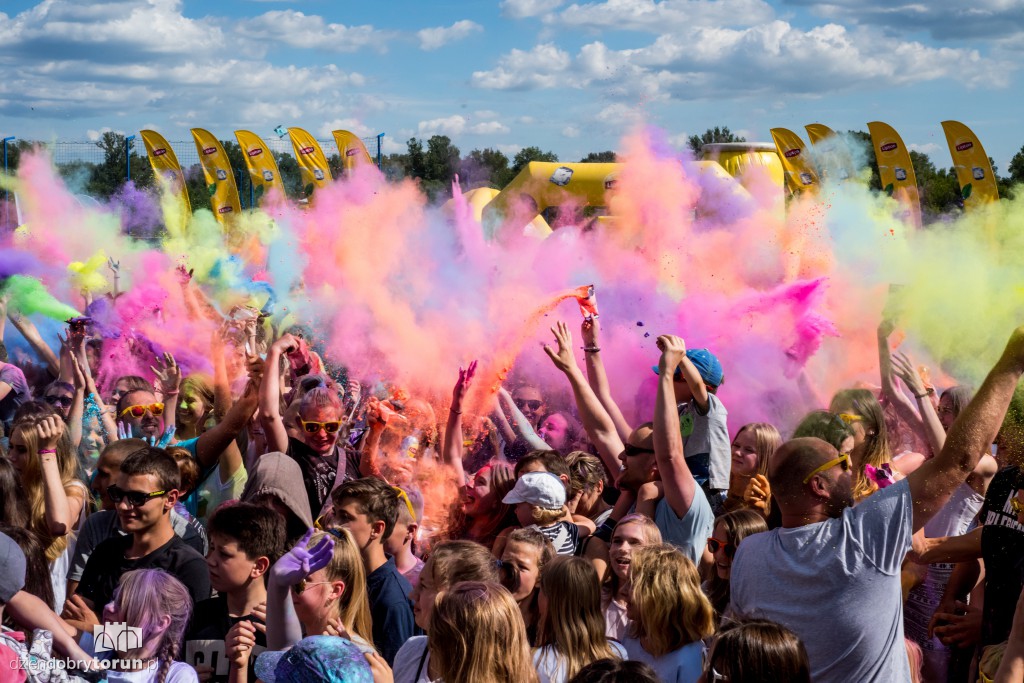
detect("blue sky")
[1,0,1022,169]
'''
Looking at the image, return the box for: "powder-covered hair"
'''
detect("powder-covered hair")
[429,581,539,683]
[309,529,373,647]
[109,569,192,683]
[299,386,344,416]
[629,544,715,656]
[828,389,892,500]
[537,556,619,680]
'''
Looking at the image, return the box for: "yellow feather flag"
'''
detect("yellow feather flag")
[941,121,999,210]
[331,130,374,176]
[804,123,836,144]
[234,130,285,206]
[770,128,819,195]
[287,128,332,201]
[190,128,242,224]
[867,122,922,228]
[140,130,191,232]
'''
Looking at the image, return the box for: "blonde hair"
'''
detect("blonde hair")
[429,581,539,683]
[829,389,892,501]
[11,419,82,561]
[310,529,373,646]
[109,569,192,683]
[531,506,565,526]
[604,514,662,599]
[733,423,782,478]
[629,544,715,656]
[537,556,620,680]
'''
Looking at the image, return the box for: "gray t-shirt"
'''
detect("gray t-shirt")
[729,478,914,683]
[678,393,730,490]
[654,485,714,566]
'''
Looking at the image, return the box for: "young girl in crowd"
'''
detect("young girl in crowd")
[720,423,780,516]
[623,543,715,683]
[534,556,626,683]
[700,618,810,683]
[702,509,768,618]
[396,540,500,682]
[100,568,197,683]
[500,527,556,643]
[829,388,914,501]
[428,581,539,683]
[447,462,517,548]
[603,514,662,641]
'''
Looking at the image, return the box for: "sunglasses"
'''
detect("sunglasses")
[119,403,165,419]
[45,395,74,408]
[291,578,332,596]
[300,419,342,435]
[108,484,167,507]
[623,443,656,457]
[514,399,543,411]
[835,412,863,425]
[707,537,736,558]
[802,453,852,484]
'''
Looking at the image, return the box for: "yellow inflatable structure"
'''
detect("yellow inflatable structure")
[700,143,785,193]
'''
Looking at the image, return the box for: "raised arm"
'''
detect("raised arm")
[496,388,550,450]
[542,322,624,477]
[36,416,84,537]
[441,361,476,484]
[654,335,697,517]
[260,334,297,454]
[195,356,263,469]
[677,349,709,413]
[877,321,927,436]
[580,316,632,442]
[908,324,1024,532]
[6,312,60,377]
[891,350,946,455]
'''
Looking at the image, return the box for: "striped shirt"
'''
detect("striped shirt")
[532,521,580,556]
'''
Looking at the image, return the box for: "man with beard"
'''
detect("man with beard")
[728,324,1024,683]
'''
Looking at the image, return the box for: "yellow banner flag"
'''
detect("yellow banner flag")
[287,128,332,201]
[234,130,285,206]
[190,128,241,223]
[867,121,922,228]
[770,128,819,194]
[804,123,836,144]
[140,130,191,231]
[331,130,374,175]
[941,120,999,210]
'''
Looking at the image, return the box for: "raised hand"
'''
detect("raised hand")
[269,529,335,588]
[452,360,478,410]
[542,321,578,374]
[174,264,193,286]
[151,352,181,396]
[271,332,300,355]
[891,351,928,396]
[581,314,601,349]
[656,334,687,374]
[36,415,65,451]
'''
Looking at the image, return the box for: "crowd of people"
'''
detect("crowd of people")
[1,274,1024,683]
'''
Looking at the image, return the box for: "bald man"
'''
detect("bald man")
[729,325,1024,683]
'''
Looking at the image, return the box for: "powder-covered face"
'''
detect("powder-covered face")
[537,413,570,450]
[296,404,342,454]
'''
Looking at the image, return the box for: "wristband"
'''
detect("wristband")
[582,346,601,353]
[913,388,934,399]
[450,408,462,415]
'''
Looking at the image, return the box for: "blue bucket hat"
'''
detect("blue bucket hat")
[255,636,372,683]
[651,348,723,387]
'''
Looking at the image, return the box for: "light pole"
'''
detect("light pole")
[2,136,14,229]
[376,133,385,170]
[125,135,136,182]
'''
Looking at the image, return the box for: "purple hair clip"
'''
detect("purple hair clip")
[864,463,896,489]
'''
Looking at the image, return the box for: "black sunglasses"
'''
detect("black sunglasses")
[623,444,656,457]
[514,399,543,411]
[108,485,167,507]
[45,394,73,408]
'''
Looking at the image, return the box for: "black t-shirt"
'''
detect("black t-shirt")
[287,437,358,516]
[77,533,211,610]
[184,594,266,682]
[980,466,1024,646]
[366,556,415,666]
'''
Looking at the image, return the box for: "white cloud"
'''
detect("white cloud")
[474,109,500,119]
[468,121,510,134]
[495,143,523,155]
[318,119,375,138]
[471,43,574,89]
[417,115,467,137]
[594,103,645,125]
[417,19,482,50]
[909,142,942,155]
[500,0,566,19]
[235,10,391,53]
[554,0,774,32]
[562,125,581,137]
[381,137,406,155]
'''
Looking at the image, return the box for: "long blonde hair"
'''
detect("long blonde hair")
[734,423,782,478]
[430,581,539,683]
[629,544,715,656]
[11,419,82,561]
[829,389,892,501]
[604,513,662,600]
[109,569,192,683]
[537,556,620,680]
[310,529,374,645]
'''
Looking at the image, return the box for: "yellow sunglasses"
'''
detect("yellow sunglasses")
[803,453,852,484]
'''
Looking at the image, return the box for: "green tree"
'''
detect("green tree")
[1009,144,1024,185]
[86,132,152,199]
[1,139,36,173]
[404,138,426,180]
[510,146,558,178]
[686,127,745,157]
[272,151,304,200]
[462,148,511,188]
[846,131,881,191]
[579,151,616,163]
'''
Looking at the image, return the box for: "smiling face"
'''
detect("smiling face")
[501,539,543,603]
[295,404,342,455]
[937,393,957,432]
[463,466,498,518]
[616,426,657,492]
[711,520,733,580]
[119,390,164,438]
[44,387,75,421]
[609,521,649,583]
[537,413,570,450]
[114,472,172,534]
[409,557,438,630]
[176,390,208,429]
[730,428,760,478]
[512,386,545,426]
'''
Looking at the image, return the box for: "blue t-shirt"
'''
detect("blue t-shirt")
[655,485,715,566]
[367,556,415,666]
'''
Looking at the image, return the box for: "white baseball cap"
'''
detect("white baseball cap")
[502,471,566,509]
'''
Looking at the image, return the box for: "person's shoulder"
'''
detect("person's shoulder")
[165,535,207,563]
[393,635,428,672]
[705,392,727,413]
[164,661,200,683]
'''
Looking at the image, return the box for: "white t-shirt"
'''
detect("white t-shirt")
[533,641,627,683]
[621,637,703,683]
[392,636,436,683]
[106,661,198,683]
[729,478,914,683]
